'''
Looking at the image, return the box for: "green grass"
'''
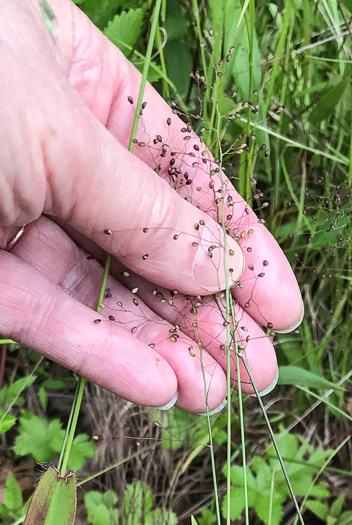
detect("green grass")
[1,0,352,524]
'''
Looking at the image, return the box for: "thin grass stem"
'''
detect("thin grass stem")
[241,358,306,525]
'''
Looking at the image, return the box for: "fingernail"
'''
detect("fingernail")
[251,368,279,398]
[157,391,178,411]
[193,224,244,292]
[275,304,304,334]
[199,397,227,416]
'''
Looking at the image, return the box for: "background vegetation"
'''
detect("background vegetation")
[1,0,352,523]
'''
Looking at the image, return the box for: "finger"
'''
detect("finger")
[0,250,180,407]
[10,217,228,413]
[2,0,243,296]
[53,0,302,331]
[51,220,279,395]
[115,267,278,395]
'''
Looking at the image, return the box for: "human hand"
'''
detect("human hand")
[0,0,303,413]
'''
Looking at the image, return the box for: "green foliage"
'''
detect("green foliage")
[222,432,331,524]
[160,408,228,451]
[13,411,96,470]
[197,508,216,525]
[85,491,119,525]
[104,9,144,57]
[0,472,29,525]
[278,365,339,390]
[306,494,352,525]
[84,482,177,525]
[0,376,37,434]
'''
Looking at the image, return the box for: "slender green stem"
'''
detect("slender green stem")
[241,358,305,525]
[215,101,249,523]
[128,0,163,152]
[294,434,352,525]
[191,0,209,127]
[191,302,221,525]
[77,443,159,487]
[59,377,86,476]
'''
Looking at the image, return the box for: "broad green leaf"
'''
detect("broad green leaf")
[341,510,352,521]
[330,494,345,518]
[255,493,284,525]
[104,9,144,56]
[340,0,352,13]
[164,40,192,95]
[4,472,22,511]
[5,376,37,405]
[0,414,16,434]
[222,487,245,520]
[13,413,64,463]
[41,379,67,390]
[305,500,328,520]
[67,433,96,471]
[309,481,330,499]
[309,78,349,124]
[13,412,95,469]
[197,508,216,525]
[38,386,47,410]
[75,0,123,29]
[278,366,338,390]
[85,490,118,525]
[24,466,76,525]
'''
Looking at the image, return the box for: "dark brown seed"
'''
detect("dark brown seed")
[105,288,112,299]
[94,319,102,323]
[143,228,148,233]
[186,179,193,185]
[142,101,147,109]
[108,315,115,321]
[258,273,265,277]
[133,298,139,306]
[173,235,178,240]
[142,254,149,260]
[128,96,133,104]
[263,260,268,266]
[167,117,171,126]
[104,229,113,235]
[267,322,273,329]
[199,220,205,225]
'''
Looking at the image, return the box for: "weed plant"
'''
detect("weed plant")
[1,0,352,524]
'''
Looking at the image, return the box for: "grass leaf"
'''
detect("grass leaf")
[278,366,338,390]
